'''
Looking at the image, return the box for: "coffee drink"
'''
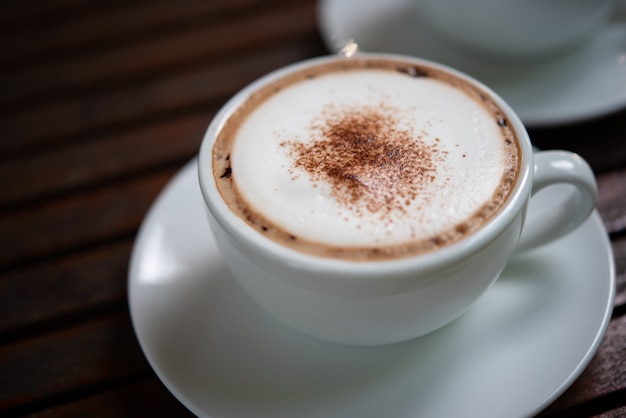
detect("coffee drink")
[200,55,595,345]
[212,57,520,261]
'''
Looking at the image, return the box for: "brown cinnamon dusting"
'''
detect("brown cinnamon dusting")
[281,104,445,219]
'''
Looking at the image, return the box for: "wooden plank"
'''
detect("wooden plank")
[0,240,131,338]
[28,379,194,418]
[597,167,626,235]
[0,313,148,412]
[0,0,267,65]
[0,111,208,208]
[528,109,626,173]
[599,406,626,418]
[0,0,129,27]
[0,2,318,109]
[0,168,175,269]
[0,39,326,155]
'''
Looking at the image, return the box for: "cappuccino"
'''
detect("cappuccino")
[212,57,520,260]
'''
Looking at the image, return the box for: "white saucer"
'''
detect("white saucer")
[318,0,626,127]
[129,160,615,418]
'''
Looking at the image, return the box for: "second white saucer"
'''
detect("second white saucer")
[319,0,626,127]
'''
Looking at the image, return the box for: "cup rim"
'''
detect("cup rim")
[198,53,533,280]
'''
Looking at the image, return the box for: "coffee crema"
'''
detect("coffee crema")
[212,58,520,261]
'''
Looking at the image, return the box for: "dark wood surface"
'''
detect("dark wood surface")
[0,1,624,417]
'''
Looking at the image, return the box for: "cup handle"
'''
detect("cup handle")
[515,150,598,253]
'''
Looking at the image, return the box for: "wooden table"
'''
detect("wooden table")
[1,1,624,416]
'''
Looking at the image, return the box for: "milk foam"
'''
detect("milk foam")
[214,61,519,259]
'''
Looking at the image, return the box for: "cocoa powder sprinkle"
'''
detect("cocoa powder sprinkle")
[281,104,445,219]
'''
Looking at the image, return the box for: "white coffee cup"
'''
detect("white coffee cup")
[414,0,615,61]
[198,53,597,346]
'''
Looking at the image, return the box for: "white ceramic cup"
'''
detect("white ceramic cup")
[198,54,597,346]
[414,0,615,61]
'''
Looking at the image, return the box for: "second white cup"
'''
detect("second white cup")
[415,0,615,61]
